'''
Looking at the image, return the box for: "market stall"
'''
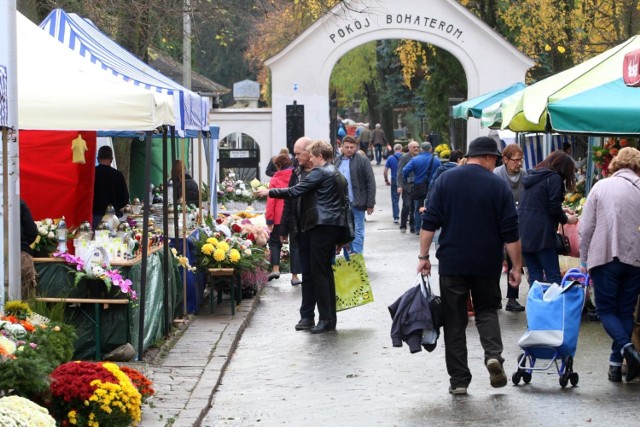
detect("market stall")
[34,246,181,360]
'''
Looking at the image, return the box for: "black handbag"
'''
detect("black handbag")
[555,224,571,255]
[421,275,443,331]
[337,204,355,246]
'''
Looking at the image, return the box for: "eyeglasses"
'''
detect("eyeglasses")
[507,157,523,163]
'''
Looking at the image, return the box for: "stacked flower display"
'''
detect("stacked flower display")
[53,252,138,301]
[196,215,269,275]
[49,361,143,427]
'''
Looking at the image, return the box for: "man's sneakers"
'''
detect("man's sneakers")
[448,385,467,395]
[486,359,508,388]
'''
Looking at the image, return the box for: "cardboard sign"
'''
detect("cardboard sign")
[623,49,640,87]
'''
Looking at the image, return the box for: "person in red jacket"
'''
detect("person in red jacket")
[266,154,295,281]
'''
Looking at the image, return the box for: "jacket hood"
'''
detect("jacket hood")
[522,169,556,189]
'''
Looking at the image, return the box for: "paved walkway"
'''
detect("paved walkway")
[139,293,261,426]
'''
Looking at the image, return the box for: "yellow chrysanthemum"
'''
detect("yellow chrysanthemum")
[201,243,215,255]
[229,249,241,263]
[217,241,230,252]
[213,248,226,262]
[206,237,219,245]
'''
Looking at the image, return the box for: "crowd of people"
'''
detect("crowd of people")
[259,130,640,395]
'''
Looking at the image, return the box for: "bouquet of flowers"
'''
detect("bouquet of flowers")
[49,361,143,427]
[0,396,56,427]
[196,216,268,273]
[31,218,59,256]
[591,138,636,176]
[53,252,138,301]
[217,171,254,206]
[434,143,451,159]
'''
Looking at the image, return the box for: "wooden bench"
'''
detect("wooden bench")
[207,268,242,315]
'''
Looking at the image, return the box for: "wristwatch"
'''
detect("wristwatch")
[418,254,430,260]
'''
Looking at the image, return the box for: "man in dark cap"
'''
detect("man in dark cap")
[415,136,523,395]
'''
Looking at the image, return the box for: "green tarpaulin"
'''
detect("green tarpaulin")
[36,248,182,360]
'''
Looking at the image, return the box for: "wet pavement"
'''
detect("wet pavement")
[200,164,639,426]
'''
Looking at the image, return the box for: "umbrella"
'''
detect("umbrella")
[501,35,640,133]
[452,82,525,127]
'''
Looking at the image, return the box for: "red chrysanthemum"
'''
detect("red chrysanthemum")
[232,223,242,233]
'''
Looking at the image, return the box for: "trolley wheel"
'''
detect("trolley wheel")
[569,372,579,386]
[566,356,574,372]
[559,374,569,388]
[522,372,532,384]
[512,372,521,385]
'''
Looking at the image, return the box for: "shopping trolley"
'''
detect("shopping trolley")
[512,269,589,388]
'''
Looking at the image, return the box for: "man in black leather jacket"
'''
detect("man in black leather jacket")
[258,141,349,333]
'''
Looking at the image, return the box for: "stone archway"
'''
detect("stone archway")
[265,0,533,149]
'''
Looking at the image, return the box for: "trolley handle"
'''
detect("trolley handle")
[562,268,590,287]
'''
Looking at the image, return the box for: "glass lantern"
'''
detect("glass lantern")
[56,216,68,254]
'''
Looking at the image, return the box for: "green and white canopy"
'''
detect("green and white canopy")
[501,35,640,134]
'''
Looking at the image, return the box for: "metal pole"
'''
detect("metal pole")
[181,139,187,318]
[137,131,152,359]
[171,127,179,244]
[161,128,170,335]
[0,1,20,302]
[198,131,203,225]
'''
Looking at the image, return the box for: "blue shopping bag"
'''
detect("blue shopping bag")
[518,280,585,358]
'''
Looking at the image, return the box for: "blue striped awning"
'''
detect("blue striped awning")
[0,65,7,127]
[40,9,209,132]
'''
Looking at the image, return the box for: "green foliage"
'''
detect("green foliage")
[0,351,51,400]
[330,42,377,114]
[0,322,76,401]
[28,299,66,324]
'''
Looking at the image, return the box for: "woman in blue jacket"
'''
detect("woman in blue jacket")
[518,150,578,285]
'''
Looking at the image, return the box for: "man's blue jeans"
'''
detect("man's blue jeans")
[374,144,383,165]
[590,259,640,364]
[523,248,562,286]
[390,181,399,221]
[351,207,366,253]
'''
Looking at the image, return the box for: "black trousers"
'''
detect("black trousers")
[440,275,504,388]
[297,231,315,319]
[399,189,414,230]
[268,224,286,266]
[309,225,342,322]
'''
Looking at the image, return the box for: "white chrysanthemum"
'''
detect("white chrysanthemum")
[235,189,242,195]
[47,231,55,239]
[38,226,47,235]
[0,336,17,355]
[244,249,252,256]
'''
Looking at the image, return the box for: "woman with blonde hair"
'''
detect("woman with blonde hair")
[580,146,640,382]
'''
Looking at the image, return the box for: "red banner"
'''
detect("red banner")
[19,130,97,229]
[623,49,640,87]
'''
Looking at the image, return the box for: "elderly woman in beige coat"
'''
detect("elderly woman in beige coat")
[579,147,640,383]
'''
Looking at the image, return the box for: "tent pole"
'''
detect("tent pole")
[181,139,187,318]
[137,131,152,360]
[171,128,179,246]
[198,131,203,225]
[161,127,170,335]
